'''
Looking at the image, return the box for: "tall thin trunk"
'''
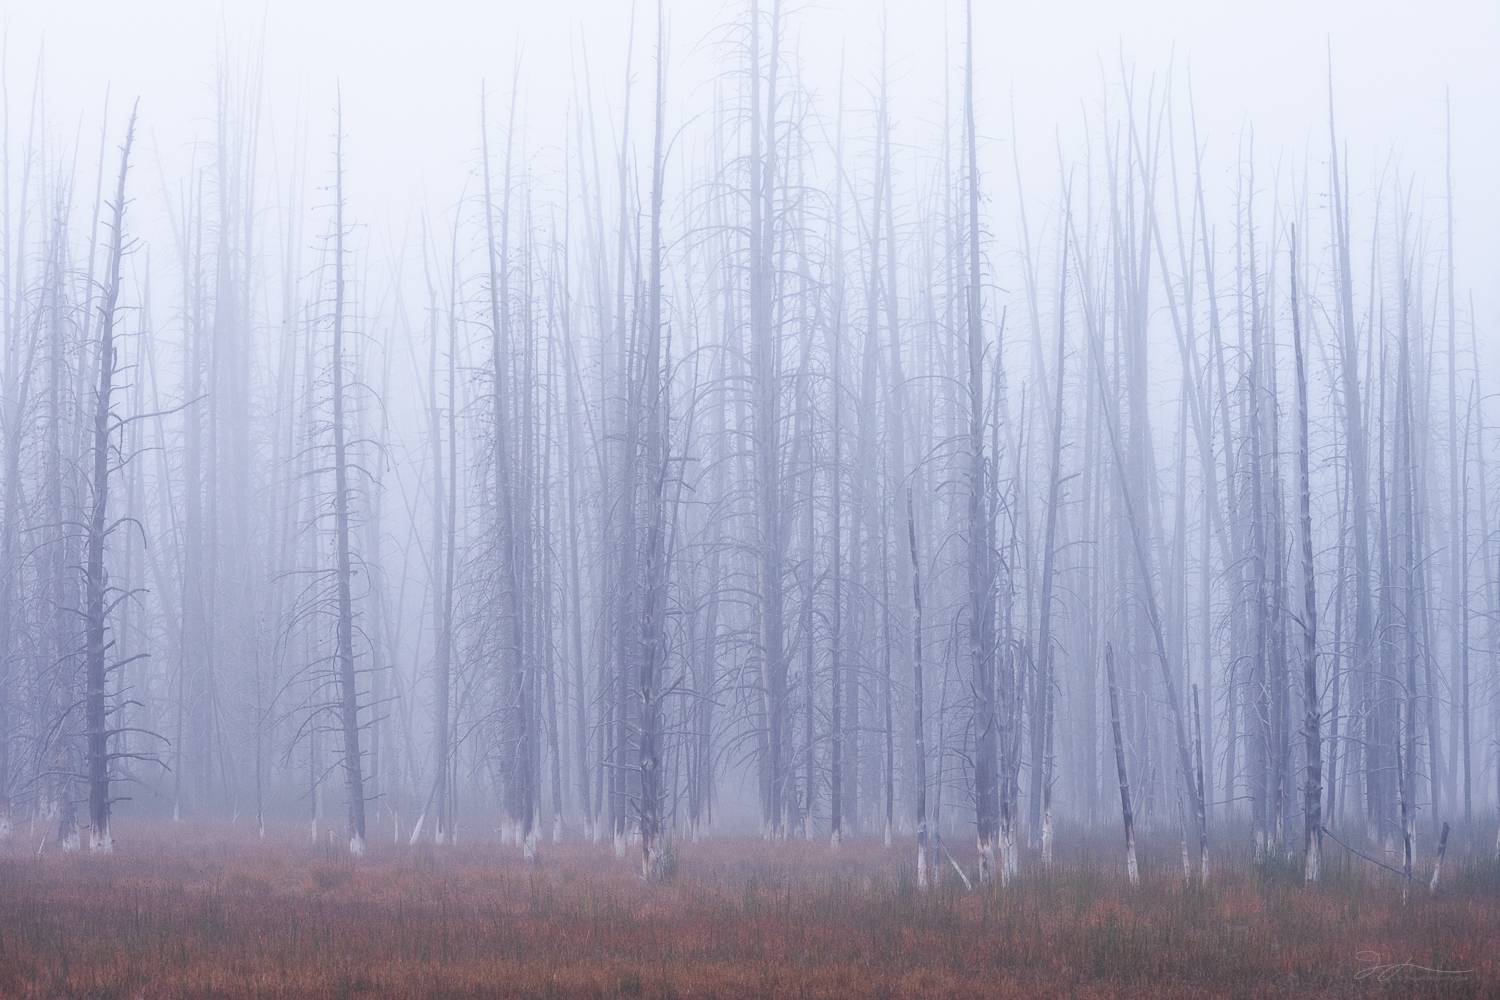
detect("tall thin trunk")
[1035,227,1069,868]
[963,0,1000,884]
[906,490,928,887]
[330,95,367,856]
[1291,230,1322,882]
[1105,644,1139,886]
[638,0,670,879]
[84,105,137,855]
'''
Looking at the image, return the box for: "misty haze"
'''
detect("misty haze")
[0,0,1497,995]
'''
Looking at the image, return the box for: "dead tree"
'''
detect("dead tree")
[1429,821,1450,894]
[1070,188,1208,880]
[1396,710,1412,904]
[637,0,671,880]
[1291,230,1322,882]
[329,95,368,856]
[1105,644,1139,886]
[1035,222,1069,868]
[906,489,928,888]
[82,104,140,854]
[1327,78,1379,845]
[480,79,532,854]
[962,0,1000,885]
[826,63,848,848]
[747,0,790,839]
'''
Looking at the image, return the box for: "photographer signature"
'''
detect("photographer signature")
[1354,949,1472,984]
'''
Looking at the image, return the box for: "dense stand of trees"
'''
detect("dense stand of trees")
[0,3,1494,892]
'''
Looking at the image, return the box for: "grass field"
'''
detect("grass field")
[0,821,1494,997]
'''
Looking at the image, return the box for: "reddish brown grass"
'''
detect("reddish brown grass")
[0,821,1494,997]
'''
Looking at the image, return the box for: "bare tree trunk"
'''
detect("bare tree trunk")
[1105,644,1139,886]
[421,217,460,846]
[1327,73,1376,842]
[1071,199,1208,879]
[1035,226,1069,869]
[330,95,367,856]
[880,490,894,847]
[1442,91,1464,834]
[638,0,670,879]
[0,172,47,832]
[1192,684,1208,879]
[963,0,1000,885]
[827,65,847,847]
[1459,386,1473,827]
[1396,710,1412,905]
[542,320,563,844]
[1291,231,1322,883]
[906,490,928,888]
[745,0,789,839]
[83,105,138,855]
[480,79,532,854]
[1429,821,1450,894]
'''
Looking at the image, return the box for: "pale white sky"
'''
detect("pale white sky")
[4,0,1496,327]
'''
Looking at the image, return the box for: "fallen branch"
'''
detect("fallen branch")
[1319,824,1406,878]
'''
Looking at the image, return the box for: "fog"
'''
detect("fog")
[1,0,1498,902]
[16,0,1500,320]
